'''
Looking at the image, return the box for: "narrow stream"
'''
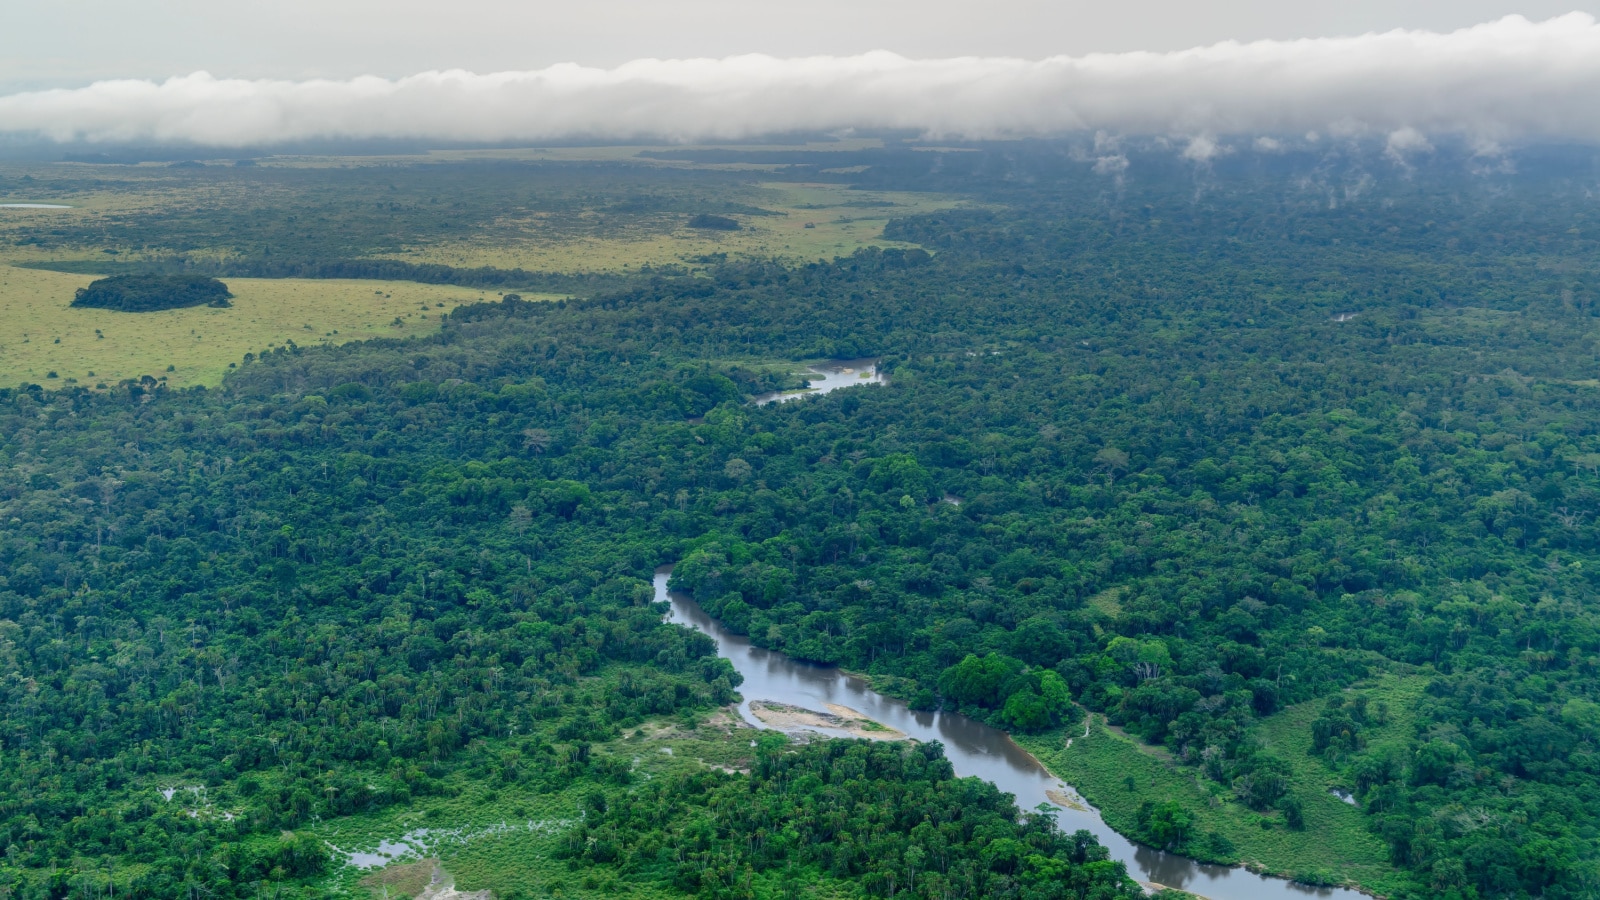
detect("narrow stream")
[657,572,1365,900]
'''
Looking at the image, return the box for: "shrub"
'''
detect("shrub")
[687,214,739,231]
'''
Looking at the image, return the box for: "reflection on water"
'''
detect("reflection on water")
[658,569,1365,900]
[0,203,72,209]
[752,358,884,405]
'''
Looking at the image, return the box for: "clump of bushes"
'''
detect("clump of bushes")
[71,274,233,311]
[686,214,739,231]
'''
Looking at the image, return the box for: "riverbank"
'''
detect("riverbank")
[748,700,907,740]
[1017,709,1404,898]
[660,570,1379,900]
[847,659,1406,896]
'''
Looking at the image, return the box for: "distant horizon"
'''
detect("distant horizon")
[5,16,1600,152]
[3,132,1599,170]
[4,1,1594,93]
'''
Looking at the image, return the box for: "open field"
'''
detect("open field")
[0,264,534,388]
[0,171,958,275]
[0,153,961,272]
[392,182,958,272]
[0,155,962,389]
[1020,674,1429,898]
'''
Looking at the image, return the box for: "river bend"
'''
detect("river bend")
[657,571,1365,900]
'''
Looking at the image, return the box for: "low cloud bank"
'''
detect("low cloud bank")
[5,14,1600,148]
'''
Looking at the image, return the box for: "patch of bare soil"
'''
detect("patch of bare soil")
[359,859,438,899]
[748,701,906,740]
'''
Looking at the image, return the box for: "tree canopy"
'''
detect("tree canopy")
[70,274,233,312]
[4,147,1600,899]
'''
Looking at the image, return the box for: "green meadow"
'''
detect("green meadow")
[1020,675,1429,897]
[0,264,529,388]
[0,153,957,389]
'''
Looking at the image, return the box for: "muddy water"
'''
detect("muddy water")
[657,570,1365,900]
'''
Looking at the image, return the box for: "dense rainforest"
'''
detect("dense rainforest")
[563,737,1137,900]
[2,145,1600,899]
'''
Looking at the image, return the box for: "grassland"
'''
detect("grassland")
[0,264,535,388]
[390,182,961,272]
[0,149,962,388]
[1019,674,1428,897]
[0,152,960,271]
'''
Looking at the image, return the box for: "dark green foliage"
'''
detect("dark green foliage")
[4,147,1600,899]
[70,274,233,311]
[1133,801,1193,851]
[1278,796,1306,831]
[563,739,1140,900]
[687,214,739,231]
[31,257,637,296]
[1310,696,1368,760]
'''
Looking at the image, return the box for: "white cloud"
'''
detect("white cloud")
[1181,136,1223,162]
[5,14,1600,147]
[1384,126,1435,162]
[1092,154,1130,175]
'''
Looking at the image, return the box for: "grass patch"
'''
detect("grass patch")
[0,264,553,388]
[358,858,438,898]
[1018,673,1429,898]
[389,182,961,273]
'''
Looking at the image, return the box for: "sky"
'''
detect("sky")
[4,0,1593,89]
[3,2,1600,148]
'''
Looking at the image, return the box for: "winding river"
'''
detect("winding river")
[659,360,1364,899]
[658,574,1363,900]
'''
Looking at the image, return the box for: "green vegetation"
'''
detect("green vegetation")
[0,155,955,387]
[562,737,1138,900]
[1,142,1599,900]
[0,159,955,279]
[1019,679,1428,896]
[71,274,233,312]
[687,214,741,231]
[0,265,509,387]
[313,711,769,900]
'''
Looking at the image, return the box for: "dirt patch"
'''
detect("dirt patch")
[360,859,438,899]
[636,705,752,742]
[1046,788,1090,812]
[748,701,906,740]
[702,707,751,731]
